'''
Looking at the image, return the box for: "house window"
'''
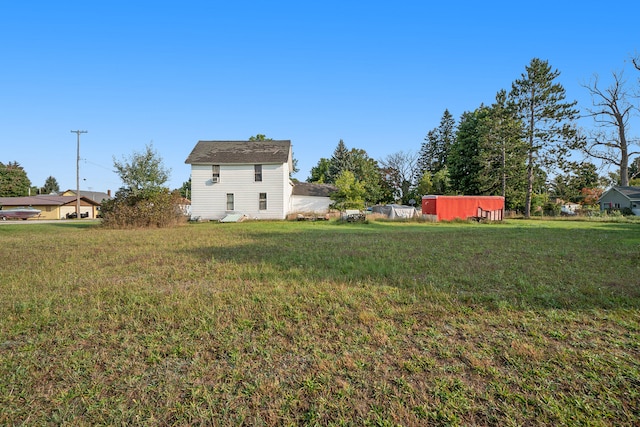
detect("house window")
[259,193,267,210]
[226,193,234,211]
[254,164,262,182]
[212,165,220,182]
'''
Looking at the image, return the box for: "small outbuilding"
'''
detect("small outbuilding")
[290,182,336,216]
[370,204,418,219]
[422,195,504,221]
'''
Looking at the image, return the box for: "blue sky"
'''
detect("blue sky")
[2,1,638,192]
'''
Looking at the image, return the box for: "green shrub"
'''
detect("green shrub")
[543,202,560,216]
[101,188,186,228]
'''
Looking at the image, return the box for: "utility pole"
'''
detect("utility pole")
[71,130,87,218]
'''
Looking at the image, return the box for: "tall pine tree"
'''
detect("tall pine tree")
[448,108,486,195]
[509,58,579,217]
[327,139,352,183]
[416,109,456,178]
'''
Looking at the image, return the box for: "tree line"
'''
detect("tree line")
[2,57,639,219]
[309,56,640,217]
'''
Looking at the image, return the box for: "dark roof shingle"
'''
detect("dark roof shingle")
[185,140,291,164]
[292,182,337,197]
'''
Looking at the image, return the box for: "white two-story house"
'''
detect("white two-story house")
[185,140,294,220]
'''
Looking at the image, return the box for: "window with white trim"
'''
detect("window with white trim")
[259,192,267,210]
[226,193,234,211]
[212,165,220,182]
[254,164,262,182]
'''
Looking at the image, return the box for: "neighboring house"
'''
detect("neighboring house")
[60,189,112,203]
[185,140,294,220]
[0,195,101,219]
[599,186,640,215]
[290,182,336,215]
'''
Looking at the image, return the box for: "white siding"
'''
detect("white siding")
[290,195,332,214]
[190,163,291,220]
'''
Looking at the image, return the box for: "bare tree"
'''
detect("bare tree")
[379,150,418,203]
[581,71,638,186]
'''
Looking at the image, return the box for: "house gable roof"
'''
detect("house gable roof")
[292,182,337,197]
[61,189,112,202]
[185,140,292,165]
[601,186,640,202]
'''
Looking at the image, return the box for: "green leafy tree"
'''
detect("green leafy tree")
[179,178,191,200]
[102,144,183,228]
[113,144,170,197]
[551,161,602,203]
[431,167,451,195]
[310,142,387,205]
[414,171,434,197]
[330,170,365,211]
[0,161,32,197]
[350,148,387,205]
[40,176,60,194]
[248,134,271,141]
[308,158,331,183]
[509,58,580,217]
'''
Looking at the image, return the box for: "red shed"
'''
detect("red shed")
[421,195,504,221]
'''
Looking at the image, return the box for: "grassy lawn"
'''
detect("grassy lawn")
[1,219,639,426]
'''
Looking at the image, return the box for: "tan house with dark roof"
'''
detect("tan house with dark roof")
[185,140,335,220]
[0,195,101,220]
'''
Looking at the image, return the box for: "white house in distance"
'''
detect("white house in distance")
[185,140,335,221]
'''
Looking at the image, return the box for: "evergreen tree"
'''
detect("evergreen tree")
[550,161,601,203]
[416,109,456,178]
[40,176,60,194]
[509,58,580,217]
[448,109,486,195]
[327,139,352,183]
[480,91,528,210]
[0,161,32,197]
